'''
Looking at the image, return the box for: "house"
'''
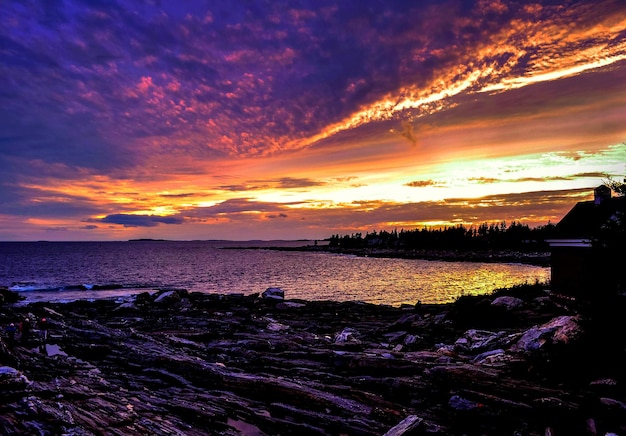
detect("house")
[548,185,625,296]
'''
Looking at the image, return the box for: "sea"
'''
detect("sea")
[0,240,550,306]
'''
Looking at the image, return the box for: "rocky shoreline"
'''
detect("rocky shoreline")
[1,285,625,435]
[254,246,551,267]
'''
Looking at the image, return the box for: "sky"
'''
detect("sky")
[1,0,625,242]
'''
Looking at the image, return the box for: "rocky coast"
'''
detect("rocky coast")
[263,246,552,267]
[1,285,625,435]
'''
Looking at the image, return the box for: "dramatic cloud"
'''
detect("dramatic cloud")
[99,214,185,227]
[185,198,299,218]
[218,177,325,192]
[405,180,443,188]
[0,0,625,241]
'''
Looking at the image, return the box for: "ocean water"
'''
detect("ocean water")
[0,241,550,306]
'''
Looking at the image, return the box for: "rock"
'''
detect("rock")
[275,301,305,309]
[590,378,618,387]
[472,348,506,364]
[514,316,582,352]
[0,288,23,304]
[0,366,30,392]
[153,290,181,305]
[550,316,582,344]
[586,417,597,435]
[491,296,524,309]
[334,327,361,344]
[382,331,407,344]
[390,313,421,328]
[134,292,154,305]
[448,395,482,411]
[41,307,66,319]
[454,329,511,353]
[262,287,285,301]
[264,317,290,332]
[383,415,423,435]
[114,302,138,311]
[403,334,421,347]
[600,397,626,410]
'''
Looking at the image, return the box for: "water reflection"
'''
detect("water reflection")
[2,242,550,306]
[275,254,549,306]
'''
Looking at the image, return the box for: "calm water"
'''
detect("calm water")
[0,241,549,306]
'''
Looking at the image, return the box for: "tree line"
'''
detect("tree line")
[328,221,558,252]
[329,179,625,252]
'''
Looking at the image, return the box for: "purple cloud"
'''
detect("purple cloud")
[100,214,185,227]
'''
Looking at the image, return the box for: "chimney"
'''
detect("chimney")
[594,185,611,205]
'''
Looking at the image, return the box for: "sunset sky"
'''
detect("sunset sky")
[1,0,625,241]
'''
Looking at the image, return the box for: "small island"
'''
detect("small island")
[127,238,170,242]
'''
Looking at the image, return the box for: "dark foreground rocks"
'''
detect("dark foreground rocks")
[1,285,625,435]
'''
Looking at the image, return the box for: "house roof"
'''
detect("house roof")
[555,195,626,239]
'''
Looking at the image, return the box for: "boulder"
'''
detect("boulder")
[454,329,509,353]
[334,327,361,344]
[448,394,482,411]
[491,296,524,310]
[0,366,30,392]
[0,288,23,304]
[113,302,138,311]
[382,331,407,344]
[403,334,421,346]
[514,316,582,352]
[390,313,421,328]
[134,292,154,305]
[153,290,181,305]
[263,317,290,332]
[262,287,284,301]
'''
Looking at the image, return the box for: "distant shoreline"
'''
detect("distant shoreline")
[225,244,552,267]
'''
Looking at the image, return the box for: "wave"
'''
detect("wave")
[9,282,133,293]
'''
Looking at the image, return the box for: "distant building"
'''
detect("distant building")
[548,185,625,296]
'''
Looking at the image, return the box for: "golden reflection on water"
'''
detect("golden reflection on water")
[281,255,550,307]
